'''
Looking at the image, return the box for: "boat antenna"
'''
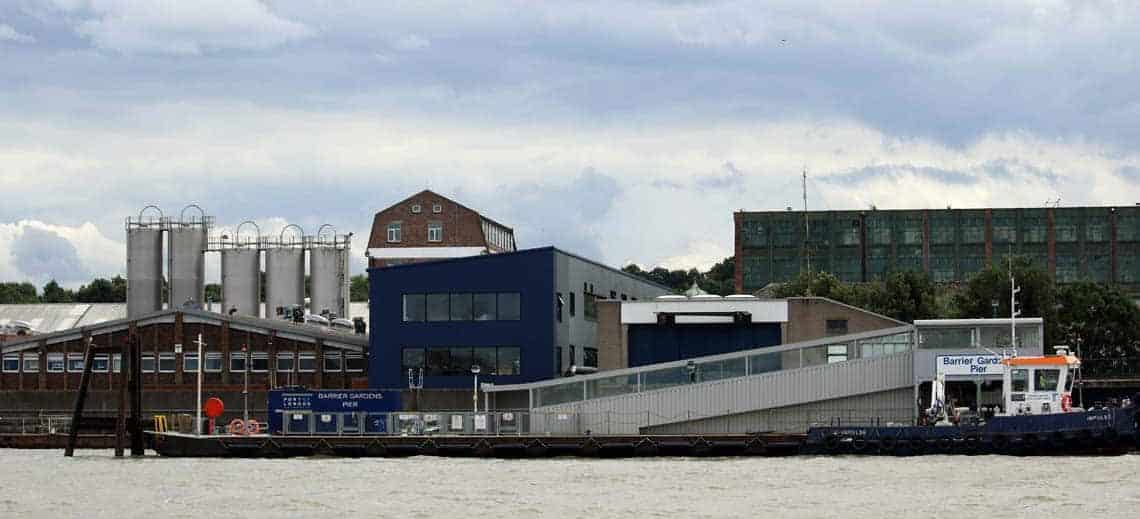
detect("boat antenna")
[1009,247,1020,358]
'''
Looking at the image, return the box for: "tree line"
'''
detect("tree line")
[0,278,128,304]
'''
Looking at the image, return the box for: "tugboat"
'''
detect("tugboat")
[805,346,1140,455]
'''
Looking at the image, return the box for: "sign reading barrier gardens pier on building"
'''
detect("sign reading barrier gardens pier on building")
[935,354,1004,376]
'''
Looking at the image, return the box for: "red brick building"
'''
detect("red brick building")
[366,190,516,268]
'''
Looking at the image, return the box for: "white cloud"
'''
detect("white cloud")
[0,220,122,287]
[0,24,35,43]
[50,0,312,54]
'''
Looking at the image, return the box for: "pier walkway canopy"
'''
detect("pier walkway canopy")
[483,325,916,434]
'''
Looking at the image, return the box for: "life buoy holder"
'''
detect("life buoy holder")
[227,419,246,435]
[245,419,261,435]
[1061,393,1072,412]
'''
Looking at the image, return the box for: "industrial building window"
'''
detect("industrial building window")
[112,354,122,373]
[387,222,402,243]
[92,354,110,373]
[448,347,474,375]
[204,352,223,373]
[323,352,342,372]
[425,347,449,375]
[2,354,18,373]
[47,353,65,373]
[498,292,521,320]
[276,352,295,372]
[583,347,598,368]
[159,353,176,374]
[555,346,563,375]
[584,294,597,321]
[432,203,442,213]
[403,294,426,322]
[67,353,85,373]
[411,204,422,214]
[428,223,443,242]
[22,353,39,373]
[474,293,497,321]
[569,345,576,369]
[450,293,473,321]
[250,352,269,373]
[230,352,247,373]
[426,293,450,321]
[298,353,317,373]
[826,319,848,336]
[402,348,425,375]
[183,352,199,373]
[158,353,176,373]
[139,354,155,373]
[498,347,520,375]
[569,292,576,316]
[345,353,365,372]
[556,293,563,322]
[473,347,497,375]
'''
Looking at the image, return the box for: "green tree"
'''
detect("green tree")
[110,275,127,302]
[0,282,39,304]
[75,278,117,302]
[1054,282,1140,377]
[204,283,221,303]
[350,275,369,302]
[865,271,941,323]
[952,255,1058,344]
[700,257,736,296]
[41,280,75,303]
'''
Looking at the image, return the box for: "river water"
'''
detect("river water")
[2,450,1139,518]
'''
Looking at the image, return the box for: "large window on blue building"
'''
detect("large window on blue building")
[404,346,521,376]
[403,293,521,322]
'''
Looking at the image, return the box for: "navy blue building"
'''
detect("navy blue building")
[368,247,671,390]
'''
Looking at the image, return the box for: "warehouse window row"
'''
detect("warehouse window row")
[2,351,364,374]
[401,346,521,376]
[402,292,521,322]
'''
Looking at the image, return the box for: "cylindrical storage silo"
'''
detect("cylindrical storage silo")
[265,247,305,316]
[221,248,260,317]
[126,227,164,317]
[310,246,347,318]
[168,225,208,309]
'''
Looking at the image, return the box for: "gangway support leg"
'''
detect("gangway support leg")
[65,338,96,457]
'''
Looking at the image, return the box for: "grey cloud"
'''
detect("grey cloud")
[11,227,89,283]
[821,164,978,187]
[1116,166,1140,181]
[695,162,747,191]
[981,159,1060,186]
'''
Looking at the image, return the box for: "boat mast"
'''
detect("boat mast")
[1009,252,1020,357]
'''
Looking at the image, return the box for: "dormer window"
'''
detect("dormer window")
[411,204,422,214]
[432,204,442,213]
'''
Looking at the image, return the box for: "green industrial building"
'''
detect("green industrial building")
[733,206,1140,293]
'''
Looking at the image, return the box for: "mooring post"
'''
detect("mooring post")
[129,333,144,456]
[115,334,128,457]
[65,337,96,457]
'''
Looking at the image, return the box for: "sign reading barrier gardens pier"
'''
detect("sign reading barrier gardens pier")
[935,354,1004,376]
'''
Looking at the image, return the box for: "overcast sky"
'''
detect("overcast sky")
[3,1,1140,288]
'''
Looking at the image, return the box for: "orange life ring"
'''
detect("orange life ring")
[227,419,246,435]
[1061,394,1072,412]
[245,419,261,435]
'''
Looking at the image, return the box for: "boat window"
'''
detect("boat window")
[1065,372,1075,392]
[1034,369,1060,392]
[1011,369,1029,392]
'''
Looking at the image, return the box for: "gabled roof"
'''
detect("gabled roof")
[1,308,367,353]
[378,189,515,233]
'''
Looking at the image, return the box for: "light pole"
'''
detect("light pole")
[471,365,481,414]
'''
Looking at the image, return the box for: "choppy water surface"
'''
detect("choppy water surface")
[2,450,1139,518]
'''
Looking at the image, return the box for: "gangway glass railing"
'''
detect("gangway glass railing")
[511,326,914,408]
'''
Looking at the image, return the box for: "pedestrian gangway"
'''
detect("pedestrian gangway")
[484,326,916,434]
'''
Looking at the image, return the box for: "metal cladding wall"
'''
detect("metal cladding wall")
[265,248,305,315]
[221,248,261,317]
[310,246,348,318]
[126,228,163,317]
[369,248,556,389]
[627,323,782,367]
[167,225,207,309]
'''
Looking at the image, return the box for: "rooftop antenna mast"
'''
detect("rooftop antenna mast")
[802,167,811,276]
